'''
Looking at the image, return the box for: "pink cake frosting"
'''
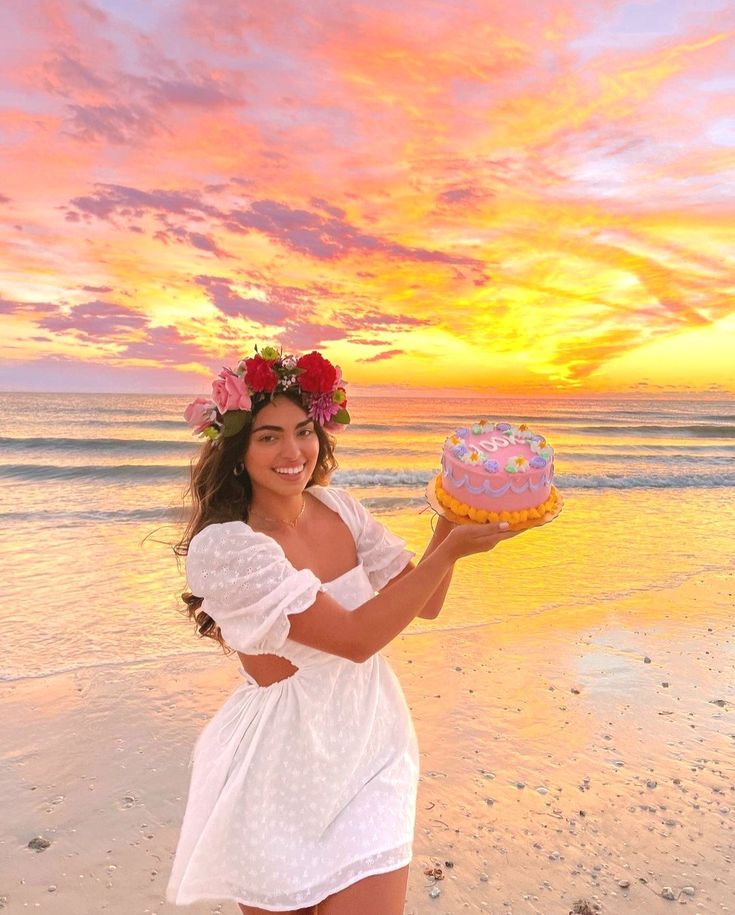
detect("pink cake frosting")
[440,420,555,513]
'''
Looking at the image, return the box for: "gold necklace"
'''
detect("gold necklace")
[250,498,306,529]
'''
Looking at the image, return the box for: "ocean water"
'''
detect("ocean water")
[2,392,734,681]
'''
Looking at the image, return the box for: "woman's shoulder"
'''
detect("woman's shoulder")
[188,519,277,559]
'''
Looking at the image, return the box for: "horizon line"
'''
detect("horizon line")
[0,388,732,401]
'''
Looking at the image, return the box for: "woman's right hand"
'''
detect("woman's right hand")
[443,520,521,561]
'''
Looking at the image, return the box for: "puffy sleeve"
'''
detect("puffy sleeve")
[319,487,415,591]
[185,521,322,655]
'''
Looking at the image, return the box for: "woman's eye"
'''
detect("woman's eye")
[300,428,313,436]
[259,435,275,442]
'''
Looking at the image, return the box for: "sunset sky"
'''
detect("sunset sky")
[1,0,734,396]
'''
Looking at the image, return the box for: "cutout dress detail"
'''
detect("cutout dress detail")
[166,485,419,911]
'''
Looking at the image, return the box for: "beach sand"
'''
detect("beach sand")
[2,568,734,915]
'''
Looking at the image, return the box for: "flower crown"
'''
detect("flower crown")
[184,345,350,442]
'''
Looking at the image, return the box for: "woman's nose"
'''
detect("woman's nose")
[279,436,303,459]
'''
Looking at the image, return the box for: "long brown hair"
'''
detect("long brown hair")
[174,391,338,650]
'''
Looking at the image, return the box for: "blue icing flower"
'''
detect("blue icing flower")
[456,427,470,438]
[529,455,547,469]
[453,444,469,458]
[495,422,511,431]
[483,459,499,473]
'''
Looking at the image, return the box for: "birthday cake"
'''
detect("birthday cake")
[434,420,557,525]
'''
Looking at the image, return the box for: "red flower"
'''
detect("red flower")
[296,352,338,394]
[243,354,278,392]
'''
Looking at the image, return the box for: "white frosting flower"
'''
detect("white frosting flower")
[505,455,529,473]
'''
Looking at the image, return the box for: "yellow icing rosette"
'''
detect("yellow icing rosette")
[427,474,563,532]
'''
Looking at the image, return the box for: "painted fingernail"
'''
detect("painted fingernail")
[499,522,509,530]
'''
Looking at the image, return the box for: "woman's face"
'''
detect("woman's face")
[243,396,320,499]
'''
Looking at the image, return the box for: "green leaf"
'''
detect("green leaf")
[222,410,249,437]
[334,408,351,424]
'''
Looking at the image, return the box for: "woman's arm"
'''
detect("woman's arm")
[381,514,456,619]
[288,522,515,662]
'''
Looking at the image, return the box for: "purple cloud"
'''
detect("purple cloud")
[68,184,217,220]
[119,325,213,364]
[188,232,228,256]
[277,321,347,351]
[195,276,291,324]
[66,184,484,268]
[309,197,346,219]
[78,1,109,23]
[39,300,148,340]
[228,199,483,265]
[168,227,230,258]
[44,44,241,145]
[66,103,159,144]
[437,185,491,206]
[0,298,58,316]
[43,51,111,94]
[148,77,238,108]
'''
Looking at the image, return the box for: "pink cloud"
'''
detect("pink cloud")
[357,349,405,363]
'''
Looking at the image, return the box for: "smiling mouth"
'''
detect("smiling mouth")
[273,464,306,477]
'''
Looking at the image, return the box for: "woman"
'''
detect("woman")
[166,347,516,914]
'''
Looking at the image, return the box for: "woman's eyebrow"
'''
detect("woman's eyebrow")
[252,419,315,433]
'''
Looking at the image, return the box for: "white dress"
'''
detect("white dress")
[166,485,419,911]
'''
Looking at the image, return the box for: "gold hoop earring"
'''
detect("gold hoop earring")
[233,462,245,477]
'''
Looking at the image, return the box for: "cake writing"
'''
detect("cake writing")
[478,434,518,451]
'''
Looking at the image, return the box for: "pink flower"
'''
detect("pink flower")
[308,392,341,425]
[211,368,252,414]
[184,397,218,434]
